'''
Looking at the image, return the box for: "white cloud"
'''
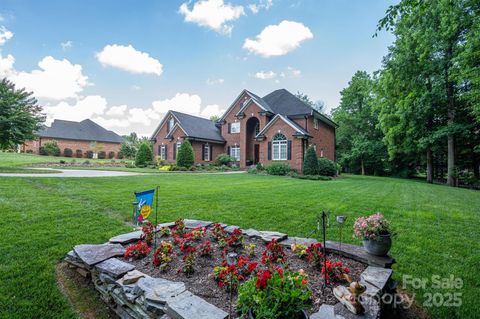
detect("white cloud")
[206,78,224,85]
[248,0,273,14]
[280,66,301,78]
[131,84,141,91]
[61,40,73,51]
[255,70,276,79]
[43,95,107,124]
[4,56,90,100]
[105,105,127,116]
[243,20,313,57]
[200,104,225,117]
[0,26,13,46]
[179,0,244,35]
[96,44,163,76]
[152,93,202,115]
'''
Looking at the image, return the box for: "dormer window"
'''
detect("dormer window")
[169,118,175,132]
[314,118,319,130]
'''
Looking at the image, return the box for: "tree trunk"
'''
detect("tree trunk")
[445,45,456,187]
[473,150,480,179]
[426,148,433,183]
[361,159,365,176]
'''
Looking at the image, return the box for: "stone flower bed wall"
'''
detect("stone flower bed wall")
[64,220,396,319]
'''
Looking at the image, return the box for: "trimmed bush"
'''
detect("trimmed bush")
[75,149,83,158]
[108,151,115,159]
[135,142,153,167]
[303,146,319,175]
[39,147,47,155]
[43,140,60,156]
[295,175,332,181]
[98,151,106,159]
[26,149,33,154]
[256,162,264,171]
[318,158,336,176]
[216,153,233,166]
[266,163,291,175]
[177,140,195,168]
[63,148,73,157]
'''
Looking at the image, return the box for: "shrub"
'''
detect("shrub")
[294,175,332,181]
[318,158,336,176]
[177,140,195,168]
[135,142,153,167]
[39,147,47,155]
[265,163,291,176]
[75,149,83,158]
[108,151,115,159]
[119,142,137,159]
[237,269,311,318]
[216,153,234,166]
[26,149,33,154]
[59,160,66,164]
[98,151,106,159]
[303,146,319,175]
[85,150,94,159]
[43,140,60,156]
[256,162,264,171]
[63,148,73,157]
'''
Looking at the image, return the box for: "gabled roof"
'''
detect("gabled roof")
[152,110,225,143]
[219,89,273,122]
[38,119,124,143]
[256,114,311,139]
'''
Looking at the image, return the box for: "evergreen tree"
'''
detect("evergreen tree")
[302,146,319,175]
[177,140,195,168]
[135,142,153,167]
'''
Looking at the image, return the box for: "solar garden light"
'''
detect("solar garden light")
[226,252,238,319]
[336,215,347,251]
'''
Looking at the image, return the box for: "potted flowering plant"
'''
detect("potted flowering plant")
[237,268,311,319]
[353,213,393,256]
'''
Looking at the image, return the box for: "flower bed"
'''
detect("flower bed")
[125,221,366,315]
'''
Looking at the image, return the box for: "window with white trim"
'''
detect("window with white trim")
[204,144,210,161]
[230,146,240,161]
[169,118,175,132]
[272,133,287,160]
[314,118,319,130]
[176,141,182,154]
[160,145,167,160]
[230,122,240,134]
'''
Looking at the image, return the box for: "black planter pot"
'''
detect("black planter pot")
[248,309,309,319]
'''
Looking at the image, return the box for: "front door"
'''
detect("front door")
[254,144,260,164]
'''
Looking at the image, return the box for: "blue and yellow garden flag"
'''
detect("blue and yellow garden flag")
[134,189,155,223]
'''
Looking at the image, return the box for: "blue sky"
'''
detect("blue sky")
[0,0,397,135]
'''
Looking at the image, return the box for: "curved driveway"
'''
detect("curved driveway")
[0,168,145,178]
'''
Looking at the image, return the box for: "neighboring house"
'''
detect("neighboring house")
[23,119,124,158]
[151,88,336,171]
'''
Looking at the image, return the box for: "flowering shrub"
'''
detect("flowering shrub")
[213,256,257,291]
[237,268,311,318]
[172,218,186,237]
[159,227,171,237]
[197,240,213,257]
[226,229,244,247]
[124,241,150,259]
[211,223,227,241]
[180,253,195,275]
[291,243,308,258]
[306,243,324,269]
[245,243,256,257]
[236,255,258,276]
[179,235,197,254]
[321,260,350,284]
[153,241,173,271]
[191,226,206,240]
[141,221,155,246]
[261,239,285,265]
[353,213,392,240]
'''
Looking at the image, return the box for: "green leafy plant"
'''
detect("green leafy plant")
[159,227,171,237]
[265,163,291,176]
[153,241,173,271]
[179,253,195,275]
[291,243,308,258]
[135,142,153,167]
[63,148,73,157]
[318,158,336,176]
[353,212,393,240]
[303,146,319,175]
[43,140,60,156]
[177,140,195,168]
[306,243,324,269]
[216,153,234,166]
[237,268,311,319]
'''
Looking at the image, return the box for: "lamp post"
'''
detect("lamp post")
[226,252,238,319]
[336,215,347,251]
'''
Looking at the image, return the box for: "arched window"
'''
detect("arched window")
[272,133,287,160]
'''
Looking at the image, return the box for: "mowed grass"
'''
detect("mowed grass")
[0,168,479,318]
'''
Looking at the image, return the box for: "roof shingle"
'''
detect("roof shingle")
[38,119,124,143]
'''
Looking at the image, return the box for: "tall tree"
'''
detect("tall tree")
[295,91,325,113]
[332,71,387,175]
[376,0,479,186]
[0,78,45,150]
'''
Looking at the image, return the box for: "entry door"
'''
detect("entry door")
[254,144,260,164]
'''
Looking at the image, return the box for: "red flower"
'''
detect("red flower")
[256,269,272,290]
[275,266,284,278]
[247,262,258,273]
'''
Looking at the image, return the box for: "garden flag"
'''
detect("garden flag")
[134,189,155,223]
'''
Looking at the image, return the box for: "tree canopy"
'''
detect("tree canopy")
[0,78,45,150]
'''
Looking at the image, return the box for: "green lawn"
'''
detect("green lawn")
[0,155,479,318]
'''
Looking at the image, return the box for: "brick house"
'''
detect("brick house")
[23,119,124,158]
[151,89,337,171]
